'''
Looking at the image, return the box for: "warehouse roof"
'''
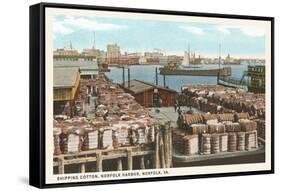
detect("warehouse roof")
[54,60,99,70]
[123,79,177,94]
[54,67,80,88]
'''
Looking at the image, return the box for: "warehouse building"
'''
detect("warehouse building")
[53,67,81,117]
[54,60,99,79]
[123,80,177,107]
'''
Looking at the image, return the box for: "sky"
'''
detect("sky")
[53,15,266,58]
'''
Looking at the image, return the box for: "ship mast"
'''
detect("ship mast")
[69,40,73,50]
[92,31,96,50]
[219,44,221,70]
[182,43,190,67]
[188,43,191,65]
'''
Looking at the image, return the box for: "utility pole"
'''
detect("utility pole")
[122,66,125,87]
[217,44,222,84]
[163,74,166,88]
[155,67,158,85]
[128,67,131,88]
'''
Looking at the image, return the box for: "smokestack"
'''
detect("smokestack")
[128,68,131,88]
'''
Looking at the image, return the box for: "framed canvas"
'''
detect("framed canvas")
[29,2,274,188]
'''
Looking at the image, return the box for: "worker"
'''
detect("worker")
[174,103,177,112]
[177,107,182,116]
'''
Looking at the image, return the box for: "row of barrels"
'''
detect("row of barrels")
[182,85,265,118]
[53,126,155,155]
[173,130,258,156]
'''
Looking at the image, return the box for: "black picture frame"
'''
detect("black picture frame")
[29,2,274,188]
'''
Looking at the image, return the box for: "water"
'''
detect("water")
[106,64,249,92]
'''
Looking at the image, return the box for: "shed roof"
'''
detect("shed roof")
[123,79,177,94]
[53,67,79,88]
[54,60,99,70]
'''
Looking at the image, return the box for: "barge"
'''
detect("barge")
[159,66,232,76]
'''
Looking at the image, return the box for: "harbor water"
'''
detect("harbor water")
[106,64,249,92]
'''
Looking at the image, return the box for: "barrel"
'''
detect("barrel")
[228,133,237,152]
[211,134,220,154]
[82,129,99,151]
[224,122,241,132]
[245,130,257,150]
[53,128,62,155]
[208,123,225,134]
[237,132,246,151]
[219,133,228,152]
[183,135,199,155]
[201,134,211,155]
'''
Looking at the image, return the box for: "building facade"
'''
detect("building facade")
[53,67,81,117]
[123,80,177,107]
[107,43,121,59]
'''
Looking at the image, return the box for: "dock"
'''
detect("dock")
[53,76,173,174]
[54,124,172,174]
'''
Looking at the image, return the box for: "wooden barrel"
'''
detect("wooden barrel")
[53,128,62,155]
[101,128,113,149]
[208,123,225,134]
[228,133,237,152]
[59,127,84,154]
[245,130,257,150]
[189,124,208,134]
[211,134,220,154]
[183,135,199,155]
[82,128,99,151]
[224,122,241,132]
[240,120,257,132]
[201,134,211,155]
[237,132,246,151]
[172,129,185,154]
[219,133,228,152]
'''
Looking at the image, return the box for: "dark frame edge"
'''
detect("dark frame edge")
[270,17,275,174]
[29,3,45,189]
[41,2,274,21]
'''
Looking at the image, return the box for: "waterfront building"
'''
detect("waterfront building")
[123,79,177,107]
[106,43,121,65]
[159,56,168,65]
[54,59,99,79]
[247,65,265,93]
[138,57,148,65]
[53,67,80,117]
[107,43,121,58]
[168,55,182,65]
[144,51,164,58]
[224,54,241,65]
[81,48,107,64]
[53,52,96,62]
[53,48,79,56]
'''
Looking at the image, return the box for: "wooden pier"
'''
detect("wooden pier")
[53,123,172,174]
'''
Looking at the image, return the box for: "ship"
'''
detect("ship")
[159,44,232,76]
[181,48,200,68]
[159,66,232,76]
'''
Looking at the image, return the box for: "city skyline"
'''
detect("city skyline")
[53,15,266,59]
